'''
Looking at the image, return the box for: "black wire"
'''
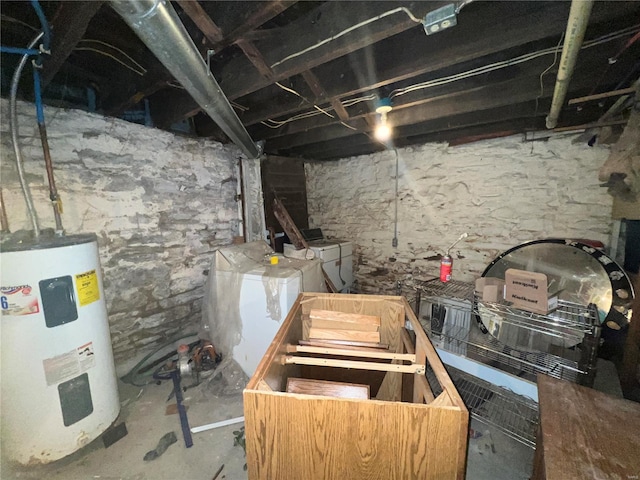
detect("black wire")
[337,242,346,289]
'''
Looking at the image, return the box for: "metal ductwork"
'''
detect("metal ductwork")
[111,0,260,158]
[545,0,594,129]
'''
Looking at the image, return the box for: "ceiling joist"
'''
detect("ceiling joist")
[239,1,638,130]
[159,1,446,126]
[2,0,638,160]
[42,1,104,87]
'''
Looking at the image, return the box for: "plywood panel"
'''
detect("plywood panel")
[309,327,380,343]
[309,309,381,326]
[244,391,467,480]
[309,318,380,332]
[286,377,370,399]
[375,302,406,401]
[262,155,308,234]
[300,365,387,397]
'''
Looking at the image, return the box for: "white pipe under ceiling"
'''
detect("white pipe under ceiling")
[546,0,594,129]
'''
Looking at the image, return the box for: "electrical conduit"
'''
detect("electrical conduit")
[110,0,260,159]
[546,0,594,129]
[9,32,44,237]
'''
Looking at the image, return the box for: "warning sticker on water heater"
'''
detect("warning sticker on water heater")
[75,270,99,306]
[43,342,96,386]
[77,341,96,371]
[0,285,40,316]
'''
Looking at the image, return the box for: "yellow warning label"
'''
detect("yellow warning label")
[75,270,100,306]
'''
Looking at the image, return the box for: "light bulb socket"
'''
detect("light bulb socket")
[375,97,393,114]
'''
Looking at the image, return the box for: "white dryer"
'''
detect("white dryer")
[284,240,353,292]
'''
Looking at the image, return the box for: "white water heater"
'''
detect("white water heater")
[0,233,120,465]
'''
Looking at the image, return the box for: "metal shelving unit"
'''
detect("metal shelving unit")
[416,280,601,385]
[447,322,587,383]
[426,364,539,448]
[475,296,599,346]
[416,278,602,450]
[473,296,601,384]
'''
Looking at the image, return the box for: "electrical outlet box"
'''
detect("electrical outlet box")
[423,4,457,35]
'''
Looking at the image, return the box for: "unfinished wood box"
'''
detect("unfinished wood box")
[244,293,469,480]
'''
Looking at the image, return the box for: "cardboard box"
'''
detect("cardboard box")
[475,277,506,303]
[505,268,557,314]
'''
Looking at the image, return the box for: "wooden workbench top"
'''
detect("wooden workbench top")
[535,374,640,480]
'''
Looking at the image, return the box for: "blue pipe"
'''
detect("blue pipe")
[30,0,51,51]
[0,46,41,56]
[32,67,45,124]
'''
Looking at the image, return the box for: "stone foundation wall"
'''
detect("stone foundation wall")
[1,100,241,366]
[306,135,613,296]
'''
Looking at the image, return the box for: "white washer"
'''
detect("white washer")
[203,242,326,378]
[284,240,353,292]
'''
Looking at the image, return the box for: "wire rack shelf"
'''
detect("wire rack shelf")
[417,282,601,385]
[426,364,539,448]
[474,296,600,341]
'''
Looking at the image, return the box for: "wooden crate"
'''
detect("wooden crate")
[244,293,469,480]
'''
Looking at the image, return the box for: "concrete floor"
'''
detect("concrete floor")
[3,359,534,480]
[466,419,533,480]
[4,360,250,480]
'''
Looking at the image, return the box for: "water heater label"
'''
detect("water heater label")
[77,341,96,371]
[43,341,96,386]
[0,285,40,316]
[75,270,100,306]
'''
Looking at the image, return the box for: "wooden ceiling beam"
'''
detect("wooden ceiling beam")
[301,70,350,122]
[254,54,552,144]
[296,99,608,160]
[106,1,294,118]
[278,102,545,157]
[276,91,612,160]
[262,57,605,151]
[237,1,638,128]
[236,39,275,81]
[212,0,298,51]
[176,0,224,45]
[255,34,634,148]
[221,1,443,98]
[238,2,556,126]
[104,63,172,116]
[42,1,105,88]
[158,1,447,125]
[307,118,545,161]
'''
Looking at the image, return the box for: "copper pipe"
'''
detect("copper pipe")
[38,123,64,233]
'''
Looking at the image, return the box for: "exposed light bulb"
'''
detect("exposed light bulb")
[374,123,392,142]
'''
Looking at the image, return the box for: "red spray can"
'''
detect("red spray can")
[439,233,468,283]
[440,254,453,282]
